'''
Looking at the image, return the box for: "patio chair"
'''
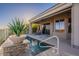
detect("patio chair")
[38,36,59,56]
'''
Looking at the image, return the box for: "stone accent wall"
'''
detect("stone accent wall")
[0,35,30,56]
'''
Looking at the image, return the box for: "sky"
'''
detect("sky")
[0,3,55,28]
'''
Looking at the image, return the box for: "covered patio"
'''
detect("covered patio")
[29,3,79,48]
[26,3,79,56]
[29,3,71,45]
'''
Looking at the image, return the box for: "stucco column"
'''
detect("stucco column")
[53,19,55,32]
[29,23,32,34]
[64,18,68,40]
[71,4,79,48]
[36,24,40,33]
[39,24,43,34]
[50,22,53,36]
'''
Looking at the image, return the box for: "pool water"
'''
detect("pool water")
[26,36,51,56]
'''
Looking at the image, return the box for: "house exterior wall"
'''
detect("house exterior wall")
[53,12,70,40]
[71,4,79,47]
[36,11,71,40]
[37,3,79,47]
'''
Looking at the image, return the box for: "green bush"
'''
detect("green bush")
[32,24,39,33]
[8,18,28,36]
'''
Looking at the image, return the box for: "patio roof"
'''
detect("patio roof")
[29,3,72,23]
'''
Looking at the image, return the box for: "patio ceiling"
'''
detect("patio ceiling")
[29,3,72,23]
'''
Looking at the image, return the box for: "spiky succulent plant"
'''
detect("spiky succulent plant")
[8,18,28,36]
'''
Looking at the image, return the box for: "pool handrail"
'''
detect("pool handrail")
[39,36,59,55]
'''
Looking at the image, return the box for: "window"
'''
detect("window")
[55,19,65,32]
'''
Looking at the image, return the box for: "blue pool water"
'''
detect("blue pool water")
[26,36,51,55]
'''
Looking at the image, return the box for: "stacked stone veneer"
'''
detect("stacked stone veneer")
[0,35,29,56]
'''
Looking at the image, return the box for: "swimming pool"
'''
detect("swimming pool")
[26,36,51,56]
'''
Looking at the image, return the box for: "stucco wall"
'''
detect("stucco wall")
[53,32,66,40]
[71,4,79,47]
[41,11,71,40]
[34,10,71,40]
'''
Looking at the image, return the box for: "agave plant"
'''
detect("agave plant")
[8,18,28,36]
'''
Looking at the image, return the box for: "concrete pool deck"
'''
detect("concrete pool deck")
[19,34,79,56]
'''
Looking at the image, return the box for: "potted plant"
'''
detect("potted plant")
[8,18,28,44]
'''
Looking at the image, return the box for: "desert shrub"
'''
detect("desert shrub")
[32,24,39,33]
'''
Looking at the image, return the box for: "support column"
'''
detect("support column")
[36,24,40,33]
[29,23,32,34]
[53,19,55,32]
[39,24,43,34]
[50,22,53,36]
[64,18,68,40]
[71,4,79,48]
